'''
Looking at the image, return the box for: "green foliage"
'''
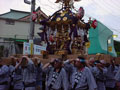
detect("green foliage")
[116,52,120,57]
[114,40,120,56]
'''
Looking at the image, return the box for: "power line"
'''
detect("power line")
[91,0,120,25]
[84,13,120,35]
[110,28,120,33]
[102,2,120,16]
[103,0,120,10]
[35,4,53,13]
[39,3,58,10]
[92,0,120,17]
[85,14,120,34]
[99,0,120,10]
[47,0,57,6]
[37,0,59,13]
[45,0,60,7]
[111,0,120,8]
[102,23,120,33]
[38,0,59,9]
[91,0,120,17]
[39,6,53,13]
[84,13,95,19]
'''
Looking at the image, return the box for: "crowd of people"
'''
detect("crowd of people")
[0,55,120,90]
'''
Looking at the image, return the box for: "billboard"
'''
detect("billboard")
[23,42,46,55]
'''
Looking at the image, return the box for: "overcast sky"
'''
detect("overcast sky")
[0,0,120,41]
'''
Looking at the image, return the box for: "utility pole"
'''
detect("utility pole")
[29,0,35,40]
[14,34,17,54]
[24,0,36,54]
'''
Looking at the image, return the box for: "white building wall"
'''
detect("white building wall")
[0,19,41,39]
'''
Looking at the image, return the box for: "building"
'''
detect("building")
[0,7,48,57]
[88,20,117,57]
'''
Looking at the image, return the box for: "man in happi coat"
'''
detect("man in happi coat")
[12,58,24,90]
[64,56,97,90]
[33,57,43,90]
[9,56,17,90]
[115,65,120,90]
[87,57,95,73]
[43,58,68,90]
[21,56,36,90]
[0,59,10,90]
[92,60,107,90]
[105,58,117,90]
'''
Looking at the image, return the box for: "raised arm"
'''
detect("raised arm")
[0,65,9,76]
[63,59,75,74]
[86,67,97,90]
[42,58,55,74]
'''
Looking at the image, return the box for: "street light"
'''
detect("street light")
[24,0,31,4]
[107,34,118,54]
[112,35,118,38]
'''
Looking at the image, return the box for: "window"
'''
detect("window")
[6,19,15,25]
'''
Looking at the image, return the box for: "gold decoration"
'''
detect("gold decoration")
[69,13,72,15]
[63,17,67,21]
[68,37,71,40]
[60,13,65,17]
[72,24,75,26]
[56,17,61,21]
[63,11,67,14]
[85,42,90,48]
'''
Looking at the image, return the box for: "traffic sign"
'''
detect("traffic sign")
[108,46,112,52]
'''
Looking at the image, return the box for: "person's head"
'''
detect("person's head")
[16,58,20,63]
[110,57,116,64]
[74,56,86,69]
[94,60,101,67]
[27,54,33,58]
[10,56,16,66]
[100,60,106,67]
[21,56,28,67]
[89,57,95,66]
[32,57,41,66]
[54,58,63,69]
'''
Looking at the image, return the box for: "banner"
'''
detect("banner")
[23,42,46,55]
[34,45,46,55]
[108,46,112,52]
[23,42,30,54]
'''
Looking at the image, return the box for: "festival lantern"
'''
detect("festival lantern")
[91,20,97,29]
[49,34,54,43]
[77,7,84,20]
[32,11,37,22]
